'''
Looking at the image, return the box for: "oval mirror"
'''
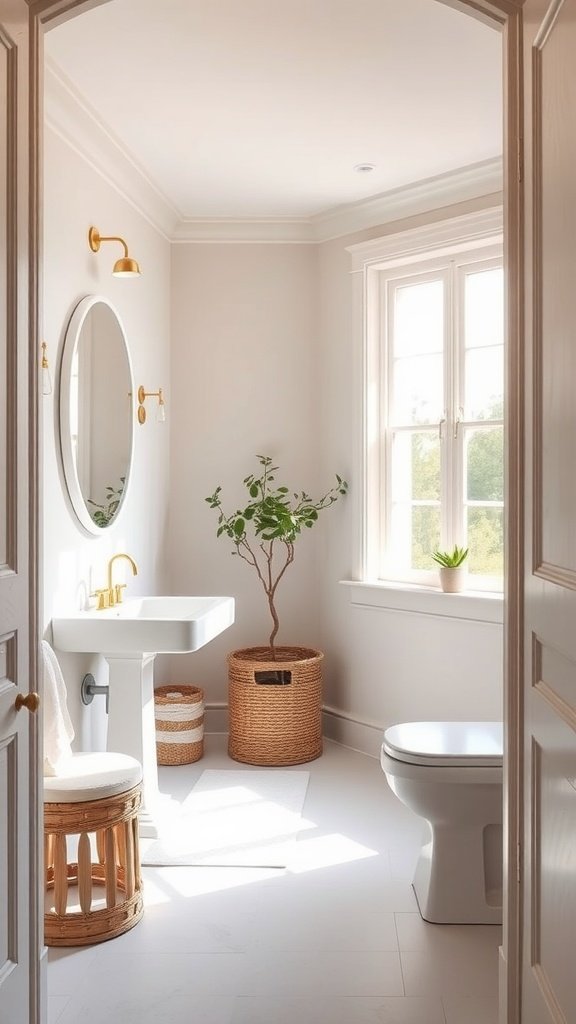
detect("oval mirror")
[59,296,134,535]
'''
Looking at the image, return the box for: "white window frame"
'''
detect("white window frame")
[347,206,504,595]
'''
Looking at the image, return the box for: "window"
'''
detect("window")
[351,212,504,592]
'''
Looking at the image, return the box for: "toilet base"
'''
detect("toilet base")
[412,822,502,925]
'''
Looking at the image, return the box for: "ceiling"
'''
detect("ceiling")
[45,0,502,221]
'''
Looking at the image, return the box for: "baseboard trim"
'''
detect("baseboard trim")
[204,701,382,759]
[204,703,228,734]
[322,705,383,758]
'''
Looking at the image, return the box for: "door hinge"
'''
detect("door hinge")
[517,841,522,884]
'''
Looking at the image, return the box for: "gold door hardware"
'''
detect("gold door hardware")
[15,692,40,713]
[41,341,52,395]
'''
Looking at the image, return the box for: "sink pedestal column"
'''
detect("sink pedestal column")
[105,653,161,838]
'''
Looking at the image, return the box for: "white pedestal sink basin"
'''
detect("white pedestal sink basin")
[51,596,234,837]
[52,595,235,655]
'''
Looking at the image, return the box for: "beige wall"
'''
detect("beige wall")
[43,125,171,749]
[167,242,322,706]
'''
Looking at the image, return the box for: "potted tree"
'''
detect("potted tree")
[432,544,469,593]
[205,455,347,765]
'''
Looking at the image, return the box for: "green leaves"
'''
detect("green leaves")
[204,455,348,550]
[87,478,125,528]
[204,455,348,651]
[432,545,469,568]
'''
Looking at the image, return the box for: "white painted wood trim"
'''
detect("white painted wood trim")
[313,158,502,242]
[172,219,316,244]
[203,703,228,735]
[322,707,383,760]
[347,210,504,595]
[341,579,504,624]
[346,205,503,270]
[44,60,179,240]
[143,161,502,243]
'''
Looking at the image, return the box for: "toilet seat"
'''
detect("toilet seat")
[383,721,502,768]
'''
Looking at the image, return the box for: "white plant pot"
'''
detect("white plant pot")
[439,566,467,593]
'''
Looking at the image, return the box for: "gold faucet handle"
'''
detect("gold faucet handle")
[91,588,110,611]
[114,583,127,604]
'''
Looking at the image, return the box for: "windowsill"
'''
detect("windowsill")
[340,579,504,624]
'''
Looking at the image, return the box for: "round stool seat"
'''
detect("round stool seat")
[44,752,142,803]
[44,753,144,946]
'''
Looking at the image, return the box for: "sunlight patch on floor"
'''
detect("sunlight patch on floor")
[288,833,379,874]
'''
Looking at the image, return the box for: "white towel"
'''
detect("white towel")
[41,640,75,777]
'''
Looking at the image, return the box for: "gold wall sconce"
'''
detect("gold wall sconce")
[88,226,141,277]
[41,341,52,395]
[137,385,166,424]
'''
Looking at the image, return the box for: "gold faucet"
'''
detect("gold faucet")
[106,553,138,607]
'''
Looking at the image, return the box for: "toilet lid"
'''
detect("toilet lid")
[382,721,503,767]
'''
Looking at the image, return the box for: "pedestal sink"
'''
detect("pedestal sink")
[51,595,234,836]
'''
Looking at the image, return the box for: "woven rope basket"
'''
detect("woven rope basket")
[228,646,323,766]
[155,685,204,765]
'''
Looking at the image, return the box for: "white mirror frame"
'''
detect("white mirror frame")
[59,294,135,536]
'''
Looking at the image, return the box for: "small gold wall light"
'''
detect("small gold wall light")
[41,341,52,395]
[137,385,166,425]
[88,226,141,277]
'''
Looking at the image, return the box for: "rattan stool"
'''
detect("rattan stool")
[44,752,144,946]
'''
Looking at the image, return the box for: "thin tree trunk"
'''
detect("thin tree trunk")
[268,593,280,657]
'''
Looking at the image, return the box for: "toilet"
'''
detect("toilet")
[381,721,503,925]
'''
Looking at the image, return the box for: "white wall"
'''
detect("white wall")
[42,118,504,756]
[167,198,504,751]
[42,125,171,748]
[317,195,504,754]
[168,243,322,709]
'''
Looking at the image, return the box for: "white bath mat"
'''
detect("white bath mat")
[141,769,310,868]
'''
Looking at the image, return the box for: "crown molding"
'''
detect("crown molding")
[44,59,502,245]
[346,205,503,272]
[171,218,316,244]
[169,159,502,244]
[44,59,180,240]
[309,158,503,242]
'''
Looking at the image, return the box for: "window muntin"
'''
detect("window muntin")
[376,248,503,590]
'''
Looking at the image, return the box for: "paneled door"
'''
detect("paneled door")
[0,2,40,1023]
[522,1,576,1021]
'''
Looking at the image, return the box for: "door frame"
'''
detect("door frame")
[25,2,524,1022]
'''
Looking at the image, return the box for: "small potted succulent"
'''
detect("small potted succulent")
[205,455,347,765]
[432,544,469,593]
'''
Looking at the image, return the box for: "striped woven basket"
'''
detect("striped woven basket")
[154,685,204,766]
[228,646,323,766]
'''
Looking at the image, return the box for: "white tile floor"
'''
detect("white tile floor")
[47,737,501,1024]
